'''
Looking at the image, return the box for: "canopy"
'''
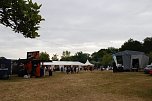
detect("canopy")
[43,61,84,66]
[84,60,94,66]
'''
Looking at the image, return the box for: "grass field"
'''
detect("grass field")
[0,70,152,101]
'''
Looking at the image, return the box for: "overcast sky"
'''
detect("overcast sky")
[0,0,152,59]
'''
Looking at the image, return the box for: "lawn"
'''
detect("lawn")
[0,70,152,101]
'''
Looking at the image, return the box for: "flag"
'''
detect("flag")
[112,54,118,66]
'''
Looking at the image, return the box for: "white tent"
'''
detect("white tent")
[43,61,85,71]
[84,60,94,66]
[43,61,84,66]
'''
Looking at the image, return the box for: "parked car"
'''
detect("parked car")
[144,65,152,74]
[149,70,152,75]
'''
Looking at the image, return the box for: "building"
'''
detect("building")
[114,50,149,71]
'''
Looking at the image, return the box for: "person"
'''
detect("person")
[113,62,117,73]
[66,67,70,74]
[48,66,53,76]
[61,67,64,72]
[76,67,79,74]
[100,66,103,71]
[70,67,74,74]
[43,66,46,77]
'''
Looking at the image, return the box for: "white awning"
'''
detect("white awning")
[43,61,84,66]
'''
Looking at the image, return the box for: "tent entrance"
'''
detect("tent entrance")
[116,56,123,65]
[132,59,139,72]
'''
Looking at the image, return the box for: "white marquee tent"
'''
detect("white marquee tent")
[84,60,94,66]
[43,61,84,66]
[42,61,85,71]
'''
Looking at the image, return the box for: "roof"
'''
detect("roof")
[84,60,94,66]
[43,61,84,66]
[115,50,145,56]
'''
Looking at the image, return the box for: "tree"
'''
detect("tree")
[90,48,118,67]
[147,51,152,64]
[143,37,152,53]
[40,52,50,61]
[119,38,143,51]
[52,54,59,61]
[72,51,90,63]
[107,47,118,54]
[0,0,44,38]
[101,53,112,66]
[62,51,71,57]
[60,51,71,61]
[91,49,108,64]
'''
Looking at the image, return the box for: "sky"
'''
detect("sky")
[0,0,152,59]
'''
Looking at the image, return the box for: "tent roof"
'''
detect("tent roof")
[115,50,145,56]
[43,61,84,66]
[84,60,94,66]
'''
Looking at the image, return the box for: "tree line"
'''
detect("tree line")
[40,37,152,68]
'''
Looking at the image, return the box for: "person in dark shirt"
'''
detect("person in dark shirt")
[113,62,117,73]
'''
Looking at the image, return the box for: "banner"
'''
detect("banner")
[27,51,39,60]
[112,54,118,66]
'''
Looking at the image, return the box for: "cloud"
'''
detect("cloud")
[0,0,152,59]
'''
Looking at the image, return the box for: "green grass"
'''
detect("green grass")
[0,71,152,101]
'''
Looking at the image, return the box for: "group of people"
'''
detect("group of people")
[44,66,54,76]
[83,66,94,71]
[61,66,79,74]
